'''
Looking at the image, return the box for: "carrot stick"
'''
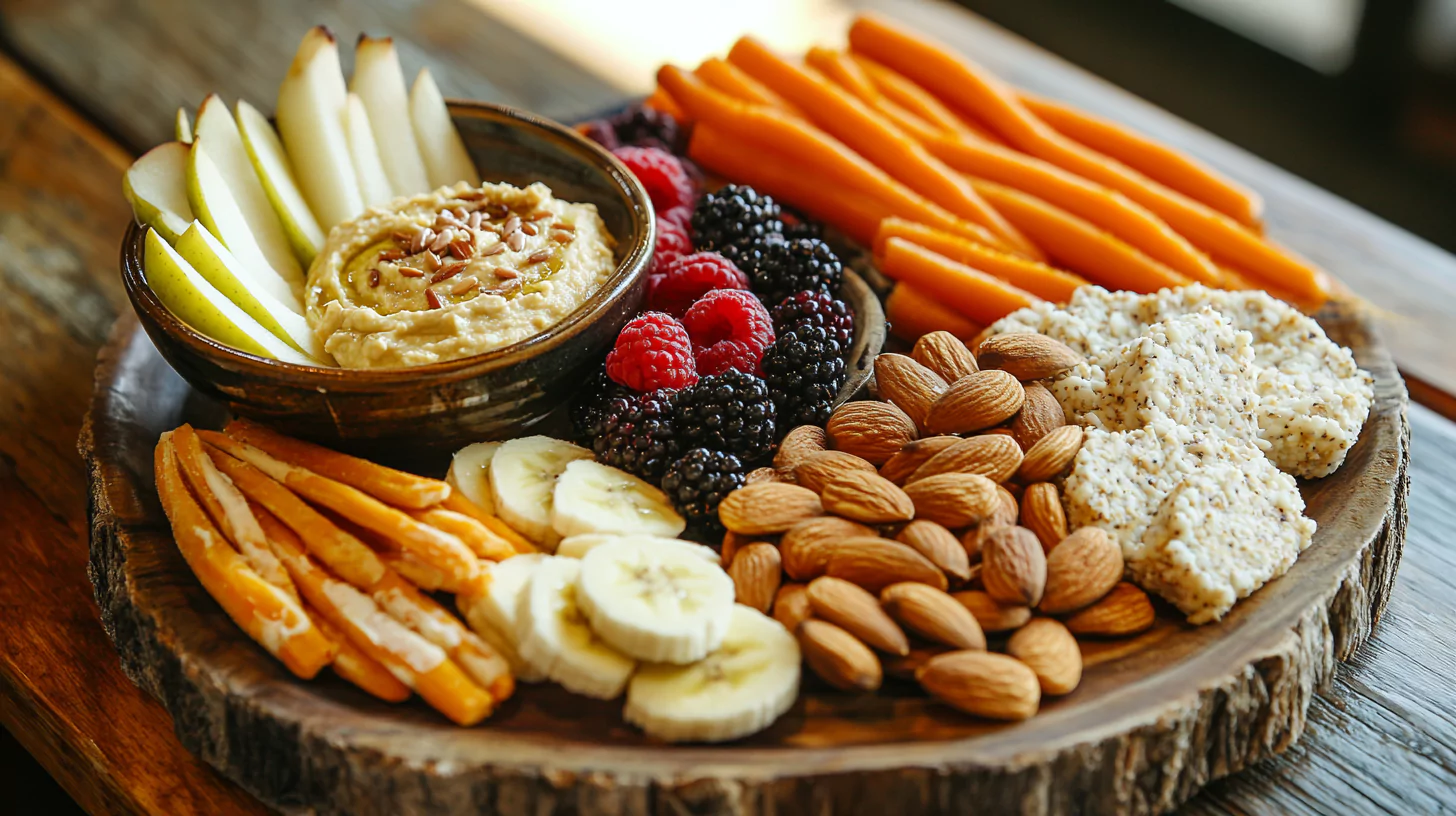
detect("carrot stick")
[696,57,803,115]
[440,493,536,555]
[885,283,983,343]
[849,53,991,141]
[644,87,688,122]
[876,237,1043,325]
[968,180,1191,294]
[808,48,951,146]
[409,507,515,561]
[725,37,1042,259]
[1019,93,1264,228]
[155,437,334,680]
[875,218,1086,302]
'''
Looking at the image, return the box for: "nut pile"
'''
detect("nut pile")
[715,331,1158,721]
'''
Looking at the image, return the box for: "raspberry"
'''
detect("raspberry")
[651,217,693,277]
[647,252,749,318]
[659,204,693,234]
[606,312,698,392]
[612,146,696,214]
[681,289,775,376]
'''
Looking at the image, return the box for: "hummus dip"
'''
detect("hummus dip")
[307,181,616,368]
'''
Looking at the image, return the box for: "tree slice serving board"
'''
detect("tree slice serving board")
[81,298,1408,816]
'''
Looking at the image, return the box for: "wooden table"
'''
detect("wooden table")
[0,0,1451,813]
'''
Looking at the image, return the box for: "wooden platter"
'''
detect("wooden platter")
[81,297,1407,816]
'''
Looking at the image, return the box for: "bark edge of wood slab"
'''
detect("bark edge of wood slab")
[79,301,1408,816]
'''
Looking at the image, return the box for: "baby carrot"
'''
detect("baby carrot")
[849,52,993,141]
[876,237,1043,326]
[696,57,803,115]
[809,48,951,146]
[875,217,1086,302]
[885,282,984,343]
[644,86,688,122]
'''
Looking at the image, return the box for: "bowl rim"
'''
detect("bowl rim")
[119,99,656,387]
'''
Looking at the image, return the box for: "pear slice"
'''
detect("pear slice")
[174,221,332,362]
[122,142,195,244]
[235,100,325,266]
[277,26,363,231]
[409,67,479,190]
[143,228,320,365]
[344,92,395,207]
[193,95,304,291]
[176,108,193,144]
[351,36,431,196]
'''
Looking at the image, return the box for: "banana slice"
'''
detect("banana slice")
[577,536,735,664]
[446,441,500,515]
[456,554,546,682]
[625,605,800,743]
[558,533,720,564]
[515,556,635,699]
[490,436,593,551]
[550,460,686,539]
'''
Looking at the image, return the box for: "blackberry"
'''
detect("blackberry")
[673,371,777,462]
[661,448,746,533]
[609,105,687,154]
[781,212,823,242]
[592,389,681,481]
[691,185,783,253]
[569,365,631,441]
[579,119,620,152]
[761,322,847,429]
[771,290,855,347]
[743,237,843,306]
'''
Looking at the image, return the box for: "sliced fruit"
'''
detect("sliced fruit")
[122,142,195,244]
[409,67,479,189]
[176,107,193,144]
[550,460,686,539]
[515,556,635,699]
[577,536,735,664]
[624,605,800,743]
[557,534,719,563]
[457,554,547,682]
[142,228,318,365]
[446,442,501,515]
[489,436,593,550]
[344,92,395,207]
[351,36,431,196]
[187,139,301,305]
[235,100,326,266]
[277,26,364,230]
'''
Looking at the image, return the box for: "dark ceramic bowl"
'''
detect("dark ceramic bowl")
[120,101,655,455]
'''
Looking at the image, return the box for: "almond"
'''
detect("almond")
[883,645,952,680]
[728,543,782,613]
[952,590,1032,632]
[798,619,882,692]
[719,483,823,535]
[744,466,781,486]
[1062,582,1156,637]
[823,536,948,592]
[720,530,751,567]
[794,450,877,493]
[825,400,918,465]
[881,582,986,650]
[879,435,960,484]
[772,583,813,631]
[807,576,909,655]
[873,353,948,431]
[976,333,1083,381]
[821,470,915,524]
[906,433,1023,484]
[1009,383,1065,451]
[895,519,971,582]
[993,486,1020,526]
[902,473,999,528]
[924,370,1026,434]
[1017,425,1084,482]
[780,517,876,580]
[774,424,827,476]
[911,330,978,382]
[981,526,1047,606]
[1020,482,1068,553]
[1007,618,1082,695]
[961,488,1019,561]
[916,650,1040,721]
[1040,527,1124,614]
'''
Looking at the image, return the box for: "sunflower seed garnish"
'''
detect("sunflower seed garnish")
[525,249,551,265]
[506,231,526,252]
[425,288,443,309]
[398,266,425,278]
[451,277,480,296]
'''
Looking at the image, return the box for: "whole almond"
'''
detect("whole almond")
[881,582,986,650]
[827,401,918,465]
[873,353,948,431]
[1040,527,1124,614]
[1018,425,1084,482]
[1062,582,1156,637]
[781,517,876,580]
[1007,618,1082,695]
[774,425,827,476]
[821,470,915,524]
[799,619,882,692]
[994,486,1020,526]
[976,333,1083,381]
[745,466,781,486]
[794,450,877,493]
[883,645,952,680]
[1020,482,1068,553]
[807,576,909,655]
[720,530,751,567]
[903,473,999,528]
[917,650,1040,721]
[772,583,813,631]
[925,370,1026,434]
[912,331,979,382]
[895,519,971,582]
[729,543,782,613]
[1009,383,1065,450]
[907,433,1023,484]
[952,590,1032,632]
[824,537,948,592]
[879,436,960,484]
[719,483,823,535]
[982,526,1047,606]
[961,487,1019,561]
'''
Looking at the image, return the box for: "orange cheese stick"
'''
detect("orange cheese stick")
[875,217,1087,303]
[876,237,1043,326]
[155,437,334,679]
[409,507,516,562]
[301,600,412,703]
[644,87,688,122]
[696,56,803,115]
[439,493,536,555]
[372,570,515,702]
[885,283,983,343]
[381,551,452,592]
